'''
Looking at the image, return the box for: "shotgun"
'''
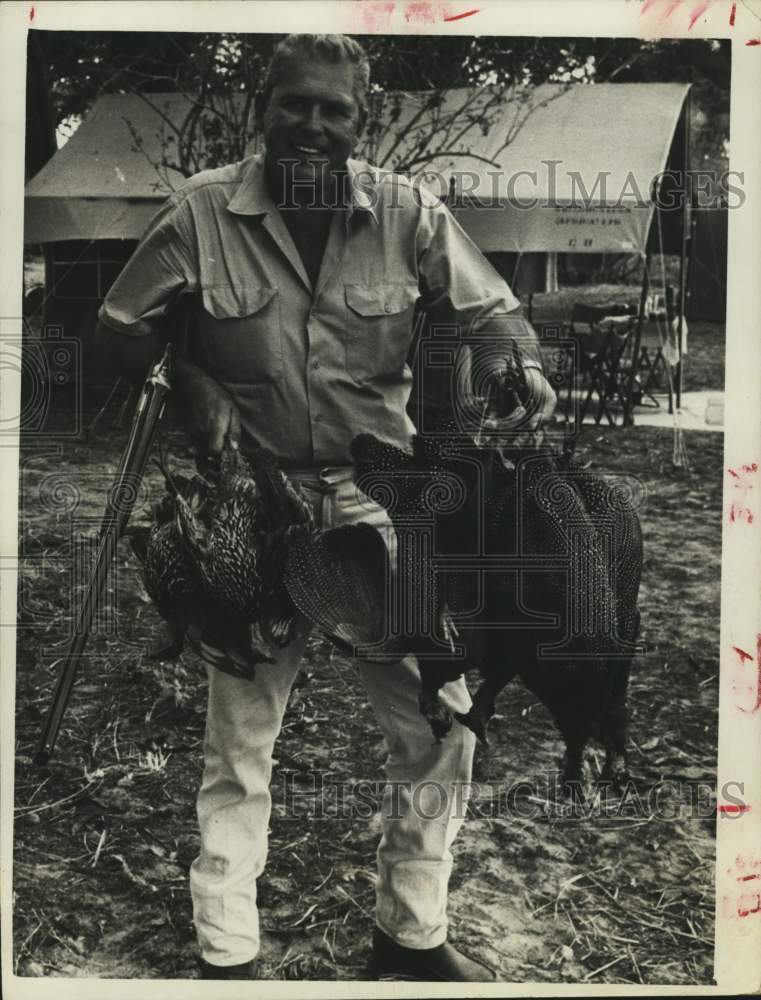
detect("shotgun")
[33,344,173,766]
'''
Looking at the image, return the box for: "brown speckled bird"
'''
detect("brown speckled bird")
[129,457,212,661]
[132,451,276,678]
[173,444,315,656]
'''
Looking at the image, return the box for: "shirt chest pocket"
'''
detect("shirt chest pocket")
[344,283,418,383]
[198,284,283,385]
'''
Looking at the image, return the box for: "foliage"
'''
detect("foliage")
[27,32,730,182]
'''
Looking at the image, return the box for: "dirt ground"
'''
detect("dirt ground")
[12,377,722,984]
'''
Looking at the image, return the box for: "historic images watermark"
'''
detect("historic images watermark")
[272,159,745,211]
[278,770,742,824]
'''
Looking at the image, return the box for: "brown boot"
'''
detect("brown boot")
[369,927,496,982]
[197,957,257,979]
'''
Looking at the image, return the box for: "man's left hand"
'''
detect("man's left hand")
[478,367,557,449]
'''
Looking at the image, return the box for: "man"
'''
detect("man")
[97,34,556,981]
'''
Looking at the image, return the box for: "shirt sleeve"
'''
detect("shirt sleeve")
[98,194,199,337]
[416,194,544,371]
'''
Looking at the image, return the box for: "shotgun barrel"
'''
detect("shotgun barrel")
[33,344,173,766]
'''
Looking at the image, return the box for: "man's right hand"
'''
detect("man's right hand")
[175,357,241,455]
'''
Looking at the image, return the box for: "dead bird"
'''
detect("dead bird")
[130,451,274,676]
[174,444,316,654]
[175,446,263,621]
[128,454,212,661]
[350,427,643,791]
[249,448,315,649]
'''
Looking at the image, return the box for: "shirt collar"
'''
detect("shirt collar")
[227,154,379,224]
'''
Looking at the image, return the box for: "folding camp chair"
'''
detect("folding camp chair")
[637,340,671,406]
[568,303,637,427]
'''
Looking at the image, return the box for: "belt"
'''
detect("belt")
[287,466,355,494]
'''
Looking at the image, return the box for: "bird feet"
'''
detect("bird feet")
[598,752,631,792]
[453,707,490,746]
[418,690,454,743]
[557,750,590,801]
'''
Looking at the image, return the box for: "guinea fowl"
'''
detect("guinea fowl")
[349,424,643,791]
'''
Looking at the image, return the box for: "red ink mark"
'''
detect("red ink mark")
[735,853,761,869]
[719,804,751,813]
[688,1,709,28]
[722,856,761,918]
[731,635,761,714]
[729,463,759,476]
[728,465,757,523]
[722,893,761,918]
[443,6,480,20]
[747,38,761,45]
[29,4,34,20]
[353,2,395,32]
[737,893,761,916]
[641,0,660,13]
[730,1,736,25]
[729,502,754,524]
[404,1,437,23]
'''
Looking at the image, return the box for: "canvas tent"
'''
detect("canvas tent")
[370,82,691,256]
[26,83,691,250]
[687,206,727,322]
[24,92,218,243]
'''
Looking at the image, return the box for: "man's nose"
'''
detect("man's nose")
[302,104,325,133]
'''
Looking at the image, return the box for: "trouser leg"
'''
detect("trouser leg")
[189,634,307,966]
[358,658,475,948]
[327,474,476,949]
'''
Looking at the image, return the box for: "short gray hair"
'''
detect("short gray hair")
[261,34,371,116]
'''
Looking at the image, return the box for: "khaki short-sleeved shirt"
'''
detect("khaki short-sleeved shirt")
[100,154,540,467]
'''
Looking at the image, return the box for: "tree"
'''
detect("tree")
[27,32,729,182]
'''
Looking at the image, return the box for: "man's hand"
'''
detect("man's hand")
[175,357,241,455]
[477,367,557,449]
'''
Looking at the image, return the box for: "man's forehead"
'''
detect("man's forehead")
[272,56,357,99]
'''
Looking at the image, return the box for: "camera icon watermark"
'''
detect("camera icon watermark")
[0,317,83,439]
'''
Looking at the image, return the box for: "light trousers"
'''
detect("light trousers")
[189,469,476,966]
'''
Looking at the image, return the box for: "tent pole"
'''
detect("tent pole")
[624,251,651,426]
[675,89,691,410]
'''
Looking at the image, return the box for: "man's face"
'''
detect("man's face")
[259,56,365,186]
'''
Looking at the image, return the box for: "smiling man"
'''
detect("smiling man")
[96,34,556,981]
